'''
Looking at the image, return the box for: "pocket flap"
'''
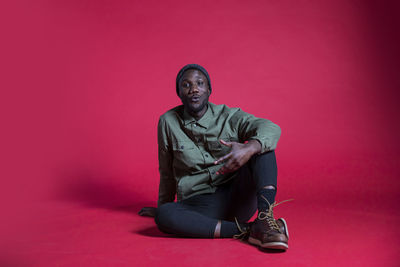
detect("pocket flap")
[173,141,195,151]
[207,140,222,150]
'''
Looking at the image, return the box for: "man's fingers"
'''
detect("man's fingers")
[216,159,231,174]
[138,209,147,216]
[138,207,156,217]
[216,166,228,175]
[214,152,232,165]
[216,158,236,174]
[219,139,232,147]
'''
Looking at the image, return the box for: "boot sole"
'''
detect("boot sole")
[248,237,289,250]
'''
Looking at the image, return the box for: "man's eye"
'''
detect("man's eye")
[183,83,190,88]
[198,81,204,86]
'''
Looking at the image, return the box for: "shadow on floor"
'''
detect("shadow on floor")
[230,239,288,253]
[56,168,154,214]
[134,226,172,238]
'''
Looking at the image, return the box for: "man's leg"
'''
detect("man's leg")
[220,150,289,250]
[155,151,286,241]
[155,188,246,238]
[239,151,289,250]
[156,151,279,239]
[249,150,278,211]
[155,201,217,238]
[223,150,277,221]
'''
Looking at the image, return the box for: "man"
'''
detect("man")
[139,64,289,250]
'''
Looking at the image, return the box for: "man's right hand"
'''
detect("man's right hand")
[138,207,157,217]
[214,139,261,175]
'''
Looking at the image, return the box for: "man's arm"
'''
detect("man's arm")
[139,117,176,217]
[214,109,281,174]
[157,117,176,207]
[236,109,281,153]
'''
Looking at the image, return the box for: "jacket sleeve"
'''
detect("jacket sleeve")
[231,109,281,153]
[157,117,176,207]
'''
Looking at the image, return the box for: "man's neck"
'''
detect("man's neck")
[187,105,208,121]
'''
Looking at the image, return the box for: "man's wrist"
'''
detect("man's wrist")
[245,139,262,155]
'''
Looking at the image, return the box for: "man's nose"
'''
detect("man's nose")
[189,84,200,93]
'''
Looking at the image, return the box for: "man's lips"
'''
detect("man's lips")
[190,95,201,103]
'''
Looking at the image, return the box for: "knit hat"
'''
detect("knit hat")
[176,64,212,96]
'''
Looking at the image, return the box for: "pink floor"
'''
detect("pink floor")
[5,152,399,266]
[17,201,400,266]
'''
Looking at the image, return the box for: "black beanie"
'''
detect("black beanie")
[176,64,212,96]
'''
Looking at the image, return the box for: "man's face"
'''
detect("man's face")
[178,69,210,115]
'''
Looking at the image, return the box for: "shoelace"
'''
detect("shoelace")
[258,197,294,231]
[233,217,249,240]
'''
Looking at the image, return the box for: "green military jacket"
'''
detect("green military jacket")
[157,102,281,206]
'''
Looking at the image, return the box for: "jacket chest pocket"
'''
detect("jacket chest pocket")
[207,140,231,159]
[172,141,197,169]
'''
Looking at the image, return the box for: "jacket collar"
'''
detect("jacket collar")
[182,102,213,129]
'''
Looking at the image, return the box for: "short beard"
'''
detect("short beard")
[184,94,209,115]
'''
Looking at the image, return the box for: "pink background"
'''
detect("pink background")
[1,0,399,266]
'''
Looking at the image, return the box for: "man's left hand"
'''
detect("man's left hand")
[138,207,157,217]
[214,139,261,175]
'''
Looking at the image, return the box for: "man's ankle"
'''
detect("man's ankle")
[257,187,276,211]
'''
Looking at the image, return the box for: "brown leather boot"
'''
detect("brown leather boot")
[233,218,288,242]
[276,218,289,239]
[248,201,289,250]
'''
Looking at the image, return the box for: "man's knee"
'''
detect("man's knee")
[252,150,276,162]
[248,150,278,189]
[154,202,177,230]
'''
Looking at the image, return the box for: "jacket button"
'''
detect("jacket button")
[181,145,184,149]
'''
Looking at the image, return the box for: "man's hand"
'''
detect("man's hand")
[214,139,261,175]
[138,207,157,217]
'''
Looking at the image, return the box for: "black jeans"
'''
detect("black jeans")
[155,151,277,238]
